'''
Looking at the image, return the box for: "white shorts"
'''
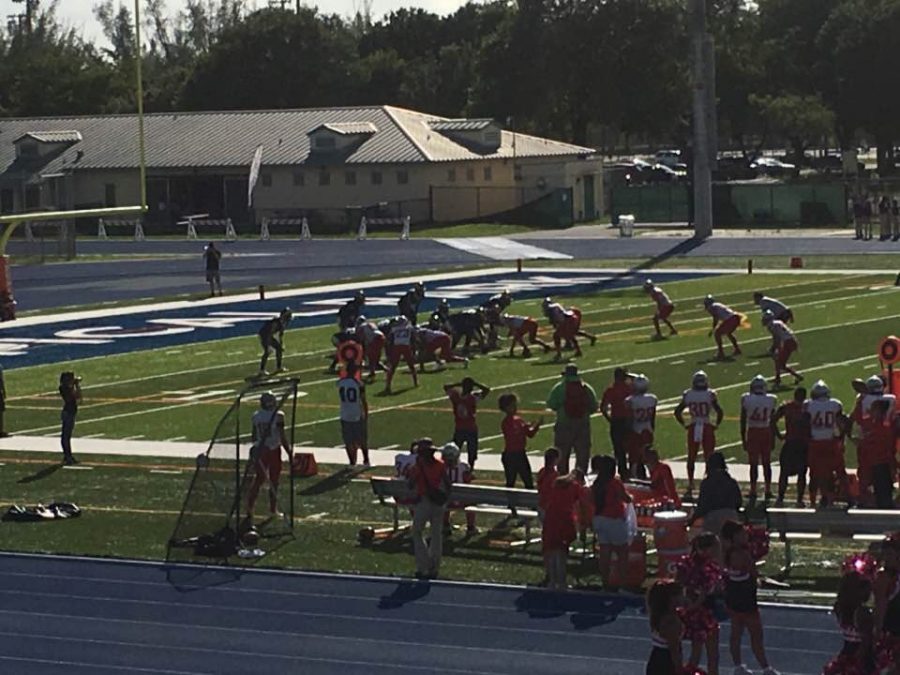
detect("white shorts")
[593,515,629,546]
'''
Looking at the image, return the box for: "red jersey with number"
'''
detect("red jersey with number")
[779,400,807,442]
[448,389,480,433]
[602,381,632,419]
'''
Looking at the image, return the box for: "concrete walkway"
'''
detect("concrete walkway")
[0,434,783,483]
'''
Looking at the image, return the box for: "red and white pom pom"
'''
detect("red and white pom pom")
[674,553,723,595]
[746,525,770,561]
[841,552,879,581]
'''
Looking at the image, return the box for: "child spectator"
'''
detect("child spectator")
[590,454,633,589]
[646,580,685,675]
[499,393,541,488]
[540,470,583,590]
[441,441,477,535]
[645,447,680,508]
[536,447,561,522]
[721,520,779,675]
[444,377,491,469]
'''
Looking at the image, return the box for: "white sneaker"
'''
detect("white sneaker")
[733,666,753,675]
[761,668,780,675]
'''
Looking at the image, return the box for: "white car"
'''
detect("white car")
[654,149,682,168]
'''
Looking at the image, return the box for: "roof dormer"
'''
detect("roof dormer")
[428,119,502,154]
[307,122,377,154]
[14,130,82,161]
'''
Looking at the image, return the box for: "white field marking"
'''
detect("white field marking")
[120,435,146,441]
[376,444,400,451]
[847,305,856,309]
[480,447,493,453]
[40,432,56,437]
[878,305,887,310]
[161,390,194,396]
[669,360,685,365]
[81,433,107,439]
[62,465,93,471]
[297,308,900,430]
[301,512,330,521]
[296,440,314,446]
[195,350,212,356]
[162,436,186,442]
[672,455,688,461]
[149,469,182,475]
[595,358,612,364]
[164,350,182,355]
[744,361,760,367]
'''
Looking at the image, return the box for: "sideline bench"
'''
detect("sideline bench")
[767,507,900,578]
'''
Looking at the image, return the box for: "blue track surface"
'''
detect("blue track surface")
[0,269,715,369]
[0,553,835,674]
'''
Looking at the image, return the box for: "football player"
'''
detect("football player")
[444,377,491,468]
[257,307,292,376]
[624,374,657,479]
[740,375,778,501]
[762,310,803,386]
[416,325,467,370]
[337,290,366,331]
[398,282,426,325]
[753,292,794,323]
[773,387,809,507]
[542,297,596,360]
[337,361,369,466]
[355,316,387,379]
[674,370,724,497]
[480,290,512,350]
[441,442,477,534]
[803,380,844,507]
[446,308,487,355]
[501,313,552,358]
[384,315,418,394]
[703,295,742,359]
[246,391,291,523]
[643,279,677,338]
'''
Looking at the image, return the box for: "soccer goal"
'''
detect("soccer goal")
[166,377,300,573]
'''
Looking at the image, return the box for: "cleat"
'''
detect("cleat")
[589,335,597,346]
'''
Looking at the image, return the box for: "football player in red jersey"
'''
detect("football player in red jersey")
[643,279,677,338]
[443,377,490,468]
[740,375,778,501]
[416,326,467,371]
[773,387,809,507]
[762,311,803,387]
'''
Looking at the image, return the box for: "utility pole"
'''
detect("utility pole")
[10,0,38,35]
[689,0,715,239]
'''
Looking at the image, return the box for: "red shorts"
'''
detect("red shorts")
[745,427,774,464]
[556,310,582,340]
[512,319,539,342]
[687,423,716,460]
[425,336,451,357]
[256,447,283,484]
[388,344,415,368]
[715,315,740,336]
[366,334,385,365]
[808,439,838,481]
[626,429,653,464]
[776,339,797,369]
[657,304,674,320]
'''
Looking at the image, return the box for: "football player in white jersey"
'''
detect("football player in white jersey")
[643,279,677,338]
[703,295,743,359]
[355,315,386,379]
[762,311,803,386]
[501,313,551,358]
[803,380,844,506]
[338,361,369,466]
[394,438,427,510]
[674,370,724,497]
[753,292,793,323]
[740,375,778,500]
[851,375,897,424]
[625,374,657,478]
[440,442,477,534]
[384,315,418,394]
[246,391,291,523]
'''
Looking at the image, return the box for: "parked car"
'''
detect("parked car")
[750,156,799,178]
[654,149,683,169]
[714,156,758,181]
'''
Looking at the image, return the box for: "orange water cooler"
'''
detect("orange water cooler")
[653,510,689,579]
[607,532,648,587]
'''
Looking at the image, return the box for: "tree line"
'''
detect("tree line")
[1,0,898,175]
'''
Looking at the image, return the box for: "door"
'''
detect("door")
[583,174,596,220]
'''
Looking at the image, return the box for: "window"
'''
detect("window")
[396,170,409,185]
[315,135,336,150]
[261,173,272,187]
[466,167,475,182]
[319,171,331,186]
[293,171,305,186]
[104,183,117,207]
[371,171,383,185]
[345,171,357,186]
[447,168,456,182]
[483,166,492,181]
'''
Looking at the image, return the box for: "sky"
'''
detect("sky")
[0,0,467,45]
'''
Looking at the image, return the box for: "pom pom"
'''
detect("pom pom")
[674,552,723,595]
[746,524,770,561]
[841,552,879,581]
[677,605,718,642]
[824,654,868,675]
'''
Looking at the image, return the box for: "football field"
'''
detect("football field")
[3,269,897,467]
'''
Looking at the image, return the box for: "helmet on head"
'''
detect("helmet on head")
[632,374,650,394]
[414,281,425,294]
[761,310,775,325]
[441,442,460,463]
[703,295,714,307]
[750,374,767,394]
[866,375,885,394]
[439,298,449,307]
[280,307,292,320]
[355,290,365,302]
[542,297,552,308]
[643,279,654,290]
[356,315,366,325]
[692,370,709,389]
[260,391,277,410]
[811,379,830,399]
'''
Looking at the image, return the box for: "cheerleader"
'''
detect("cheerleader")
[874,536,900,671]
[824,564,875,675]
[540,471,583,590]
[646,579,685,675]
[720,521,779,675]
[677,532,722,675]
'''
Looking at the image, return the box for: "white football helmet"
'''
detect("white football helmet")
[356,315,366,326]
[703,295,714,307]
[867,375,885,394]
[643,279,654,290]
[692,370,709,389]
[811,379,830,399]
[441,442,460,463]
[633,374,650,394]
[750,374,767,394]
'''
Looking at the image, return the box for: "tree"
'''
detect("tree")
[750,94,835,163]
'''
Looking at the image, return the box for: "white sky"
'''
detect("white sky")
[0,0,468,45]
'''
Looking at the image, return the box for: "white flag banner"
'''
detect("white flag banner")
[248,144,264,208]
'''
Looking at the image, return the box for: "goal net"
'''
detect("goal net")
[166,377,299,573]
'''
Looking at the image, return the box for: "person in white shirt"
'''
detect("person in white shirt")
[674,370,724,497]
[740,375,778,500]
[338,361,369,466]
[385,316,418,394]
[625,374,657,478]
[753,292,793,323]
[762,311,803,386]
[703,295,742,359]
[246,391,291,522]
[803,380,844,506]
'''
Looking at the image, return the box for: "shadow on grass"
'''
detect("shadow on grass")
[298,469,361,497]
[18,463,62,484]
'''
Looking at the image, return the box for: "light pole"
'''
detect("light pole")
[689,0,716,239]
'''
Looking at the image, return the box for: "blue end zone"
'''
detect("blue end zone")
[0,269,718,369]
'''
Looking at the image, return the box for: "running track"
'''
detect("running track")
[0,553,836,674]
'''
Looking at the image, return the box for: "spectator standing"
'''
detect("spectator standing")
[600,367,633,477]
[863,195,873,240]
[409,443,450,579]
[591,454,633,589]
[536,447,561,522]
[541,471,583,590]
[852,196,864,240]
[337,362,369,467]
[499,392,541,488]
[879,195,892,241]
[0,364,9,438]
[688,452,743,536]
[547,364,599,474]
[59,371,82,465]
[444,377,491,469]
[893,197,900,241]
[203,242,222,297]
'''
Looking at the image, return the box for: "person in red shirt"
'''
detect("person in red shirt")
[773,387,809,507]
[444,378,491,469]
[601,367,633,478]
[499,392,542,488]
[645,447,681,508]
[536,446,561,521]
[541,471,584,590]
[856,399,898,508]
[408,443,450,579]
[590,454,633,588]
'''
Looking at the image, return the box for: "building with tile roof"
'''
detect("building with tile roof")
[0,106,602,230]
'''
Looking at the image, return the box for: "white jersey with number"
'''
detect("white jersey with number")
[858,393,898,419]
[682,389,717,424]
[709,302,737,322]
[395,452,416,477]
[759,296,788,317]
[627,393,658,433]
[337,377,365,422]
[804,398,843,440]
[252,409,284,450]
[390,320,413,346]
[446,461,472,484]
[741,393,777,429]
[768,319,795,345]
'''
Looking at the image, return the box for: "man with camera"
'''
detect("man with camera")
[59,372,82,465]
